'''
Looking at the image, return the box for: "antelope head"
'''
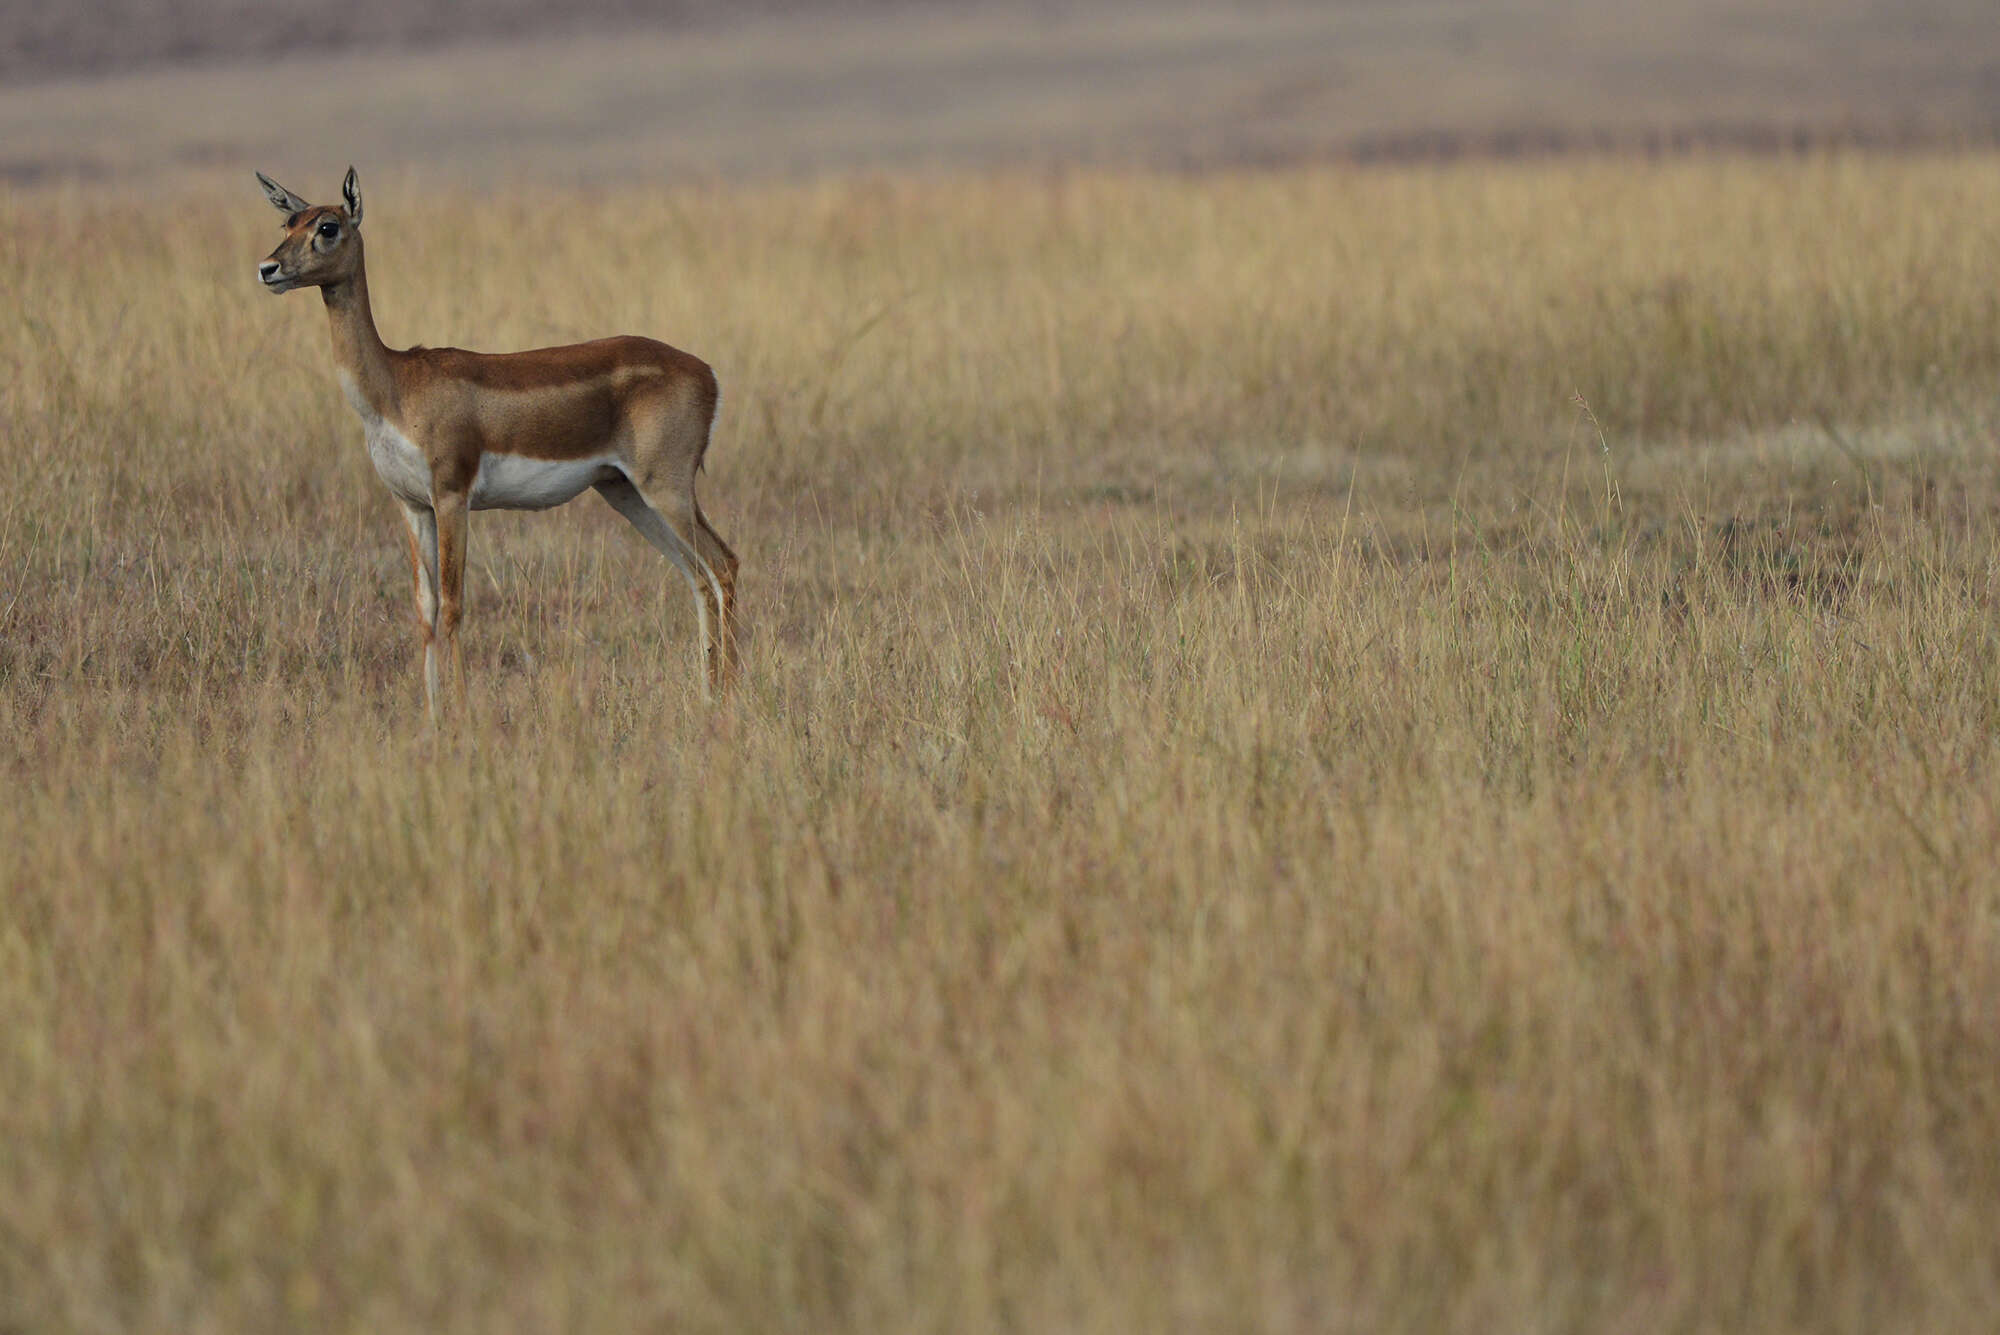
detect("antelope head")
[254,167,364,294]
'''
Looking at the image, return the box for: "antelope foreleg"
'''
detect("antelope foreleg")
[434,491,470,714]
[399,502,442,723]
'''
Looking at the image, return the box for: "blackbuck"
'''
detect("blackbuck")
[253,168,738,719]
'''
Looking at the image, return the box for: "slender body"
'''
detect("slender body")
[254,168,737,718]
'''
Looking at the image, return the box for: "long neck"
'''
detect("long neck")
[321,244,396,416]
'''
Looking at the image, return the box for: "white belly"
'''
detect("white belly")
[471,452,623,511]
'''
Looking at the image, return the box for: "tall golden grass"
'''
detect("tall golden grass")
[5,156,2000,1331]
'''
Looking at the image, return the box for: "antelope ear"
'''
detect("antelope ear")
[342,166,362,227]
[255,170,310,217]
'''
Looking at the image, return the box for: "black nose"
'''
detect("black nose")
[258,260,281,281]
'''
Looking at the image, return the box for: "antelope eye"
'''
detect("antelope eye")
[317,220,340,240]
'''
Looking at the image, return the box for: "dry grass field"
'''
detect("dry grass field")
[7,154,2000,1330]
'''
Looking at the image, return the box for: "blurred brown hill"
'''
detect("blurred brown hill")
[2,0,917,82]
[4,1,1998,182]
